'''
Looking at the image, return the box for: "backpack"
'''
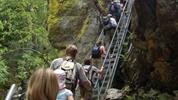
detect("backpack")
[58,60,77,91]
[91,45,101,58]
[109,2,121,14]
[110,3,115,12]
[83,65,97,87]
[83,65,92,79]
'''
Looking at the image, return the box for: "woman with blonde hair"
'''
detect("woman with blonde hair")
[26,68,59,100]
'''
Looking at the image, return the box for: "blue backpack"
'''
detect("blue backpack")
[91,45,100,58]
[109,2,121,15]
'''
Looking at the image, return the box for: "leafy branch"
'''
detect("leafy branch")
[4,48,50,66]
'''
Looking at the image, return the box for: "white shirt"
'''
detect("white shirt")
[110,17,117,27]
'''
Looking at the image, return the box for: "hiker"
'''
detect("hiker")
[54,69,74,100]
[99,41,106,58]
[91,41,106,68]
[120,0,126,8]
[26,68,59,100]
[80,58,104,100]
[50,44,92,100]
[102,14,117,37]
[108,0,122,22]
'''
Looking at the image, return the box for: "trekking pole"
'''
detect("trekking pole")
[5,84,17,100]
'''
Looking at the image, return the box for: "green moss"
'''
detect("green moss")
[58,49,65,57]
[76,16,89,41]
[48,0,59,15]
[48,0,59,30]
[48,0,81,32]
[48,15,59,30]
[48,0,78,31]
[58,0,80,13]
[98,0,104,5]
[98,0,108,13]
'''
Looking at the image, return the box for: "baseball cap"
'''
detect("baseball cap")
[107,14,112,17]
[54,69,66,89]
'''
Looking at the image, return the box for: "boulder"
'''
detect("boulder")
[105,88,124,100]
[48,0,101,60]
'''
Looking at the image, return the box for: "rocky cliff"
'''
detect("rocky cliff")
[48,0,101,60]
[123,0,178,92]
[48,0,178,95]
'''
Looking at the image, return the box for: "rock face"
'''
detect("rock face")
[48,0,101,60]
[123,0,178,91]
[105,88,124,100]
[48,0,178,92]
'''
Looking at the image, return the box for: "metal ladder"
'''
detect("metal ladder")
[92,0,135,99]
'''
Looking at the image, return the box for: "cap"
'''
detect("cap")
[107,14,112,17]
[54,69,66,89]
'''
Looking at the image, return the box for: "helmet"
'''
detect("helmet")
[107,14,112,17]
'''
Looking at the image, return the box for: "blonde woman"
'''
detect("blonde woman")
[26,68,59,100]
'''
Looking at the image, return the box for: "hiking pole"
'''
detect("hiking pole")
[5,84,17,100]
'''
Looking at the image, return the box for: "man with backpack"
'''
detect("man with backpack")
[102,14,117,39]
[108,0,122,22]
[80,58,104,100]
[50,44,92,100]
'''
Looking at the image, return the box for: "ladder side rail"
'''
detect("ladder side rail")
[102,0,135,95]
[98,0,130,96]
[107,32,122,88]
[98,34,118,96]
[108,0,135,89]
[94,0,129,97]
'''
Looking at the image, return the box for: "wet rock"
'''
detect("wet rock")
[105,88,124,100]
[122,0,178,91]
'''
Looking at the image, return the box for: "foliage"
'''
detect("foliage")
[0,0,58,89]
[124,88,176,100]
[0,60,9,86]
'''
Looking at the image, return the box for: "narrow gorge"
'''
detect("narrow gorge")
[48,0,178,99]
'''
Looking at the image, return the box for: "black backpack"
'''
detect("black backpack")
[109,2,121,14]
[91,45,101,58]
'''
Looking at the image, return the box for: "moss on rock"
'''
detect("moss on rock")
[48,0,100,61]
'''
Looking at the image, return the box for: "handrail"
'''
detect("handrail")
[97,0,129,89]
[106,0,132,89]
[93,0,129,88]
[5,84,17,100]
[99,0,129,96]
[92,0,135,99]
[108,0,134,89]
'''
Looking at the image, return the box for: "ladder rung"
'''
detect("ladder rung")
[104,63,114,68]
